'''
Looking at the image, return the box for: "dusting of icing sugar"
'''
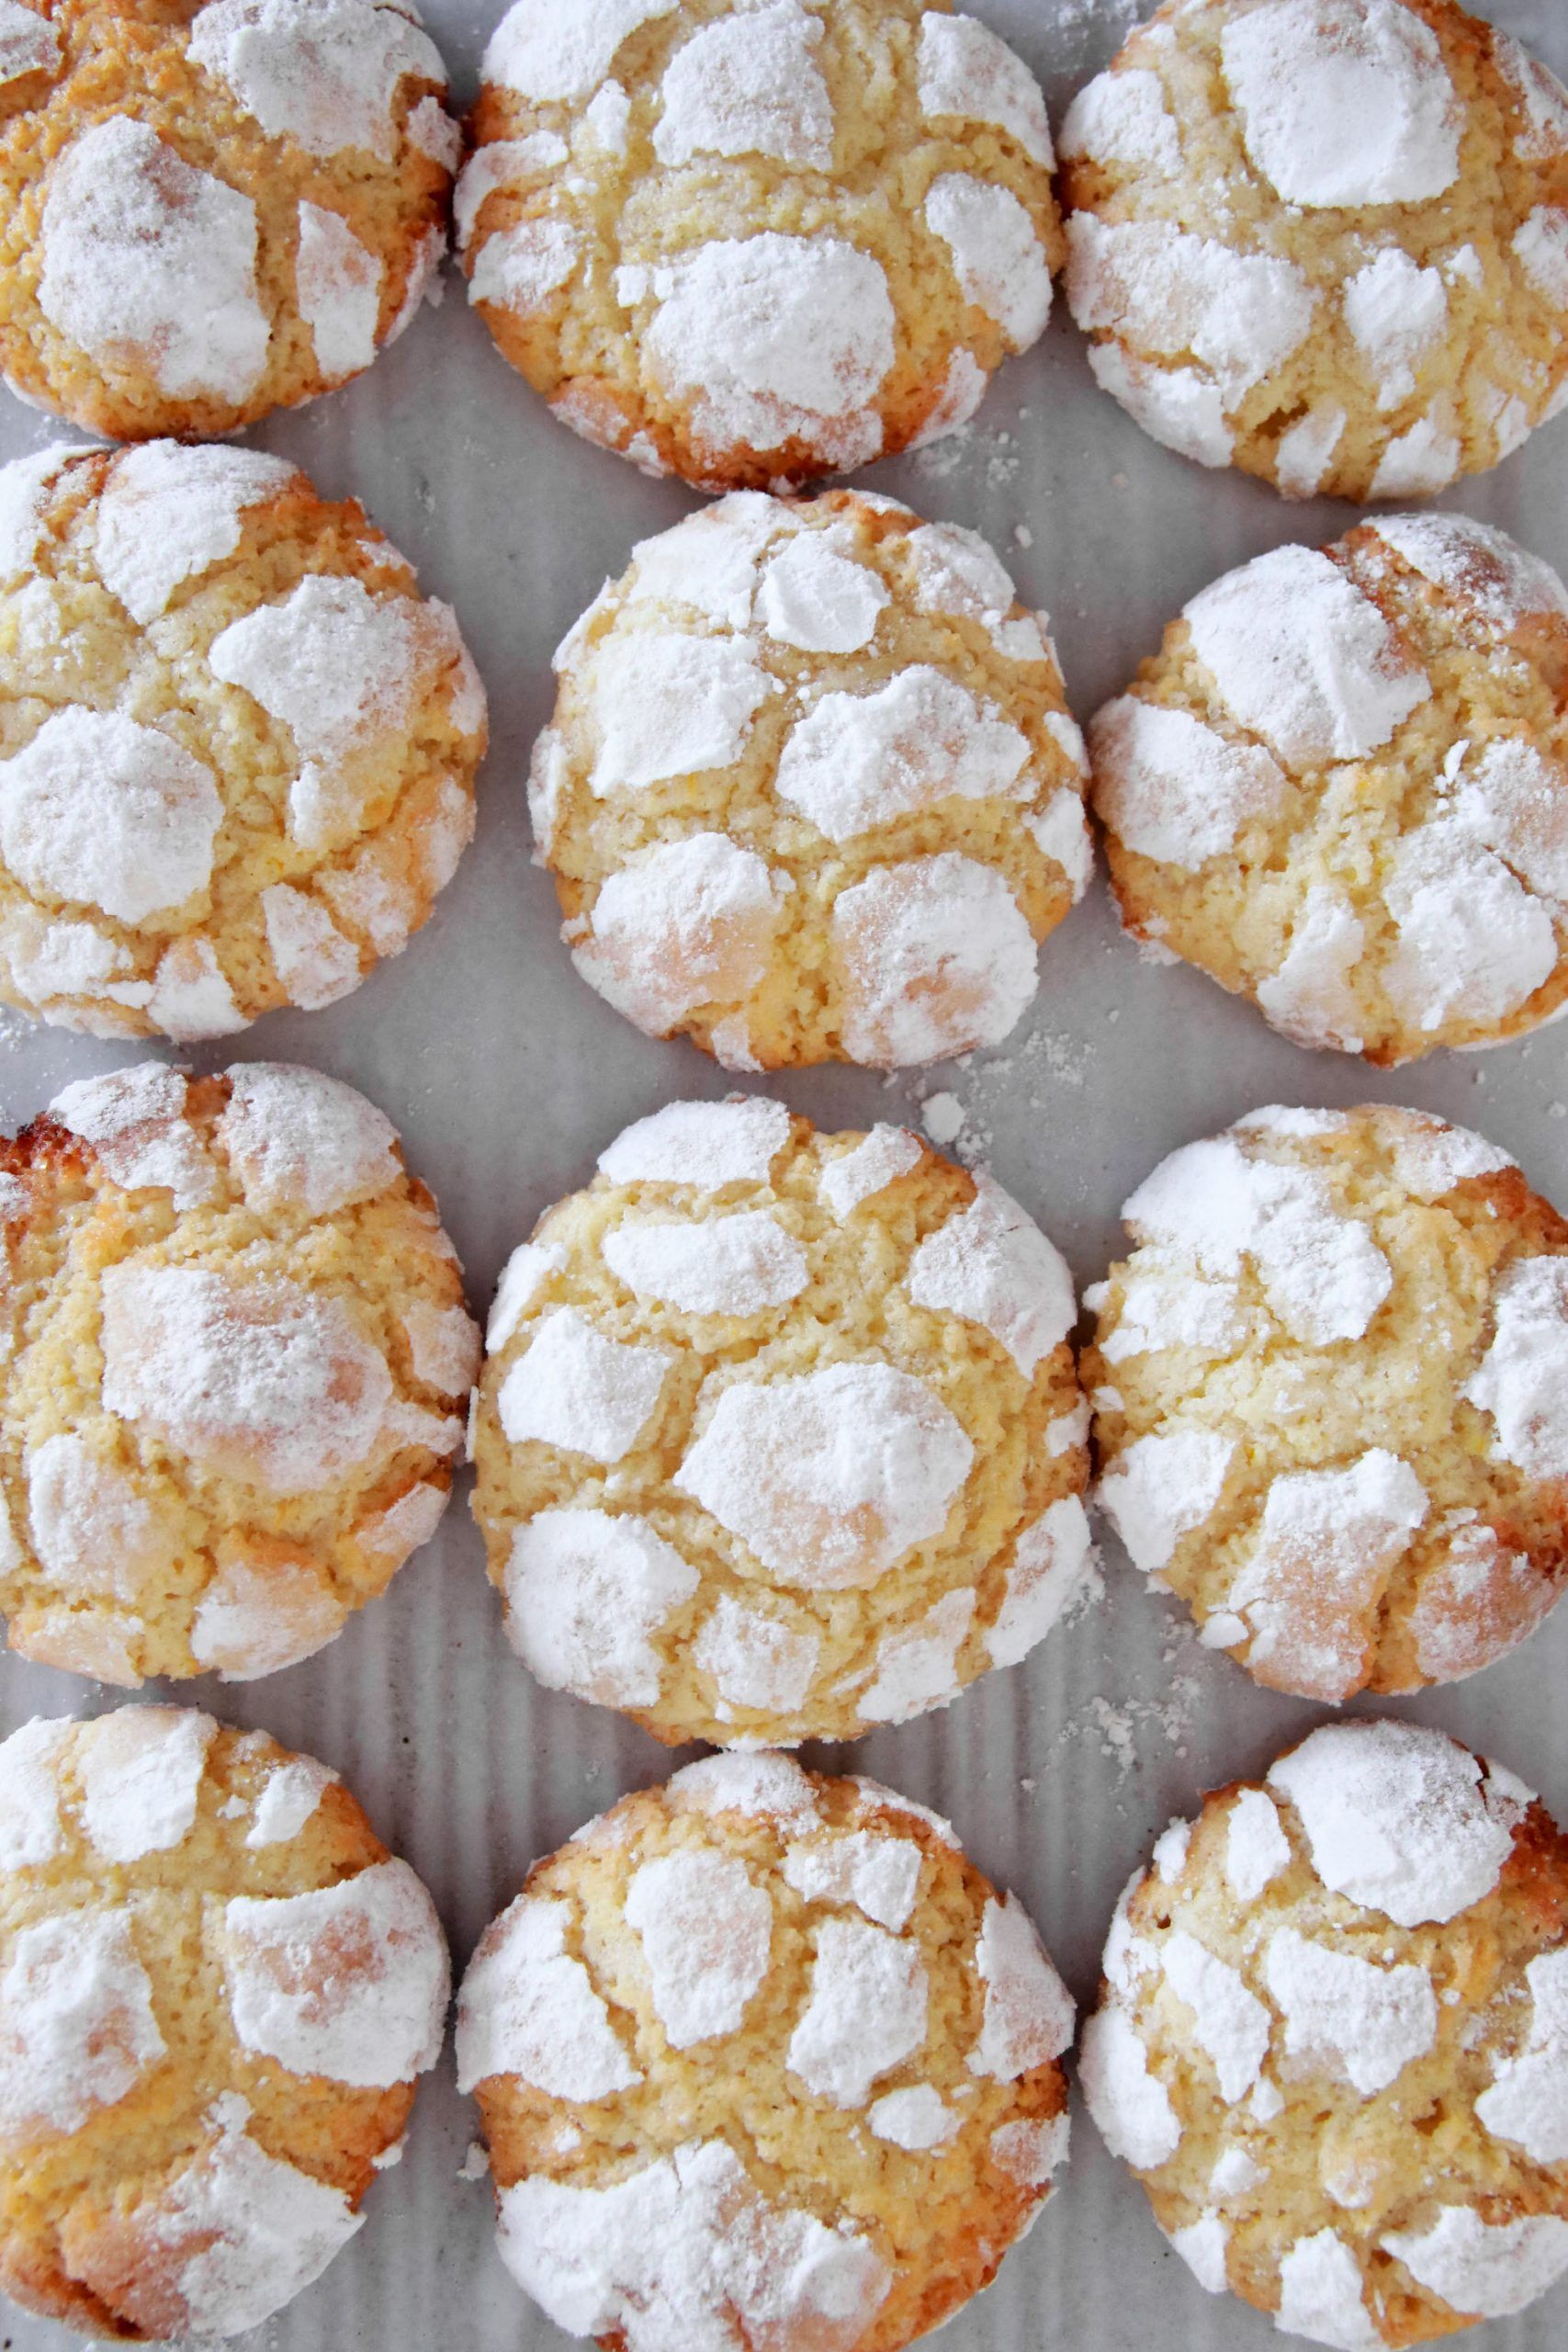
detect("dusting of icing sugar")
[904,521,1014,621]
[818,1124,921,1217]
[488,1240,565,1352]
[603,1208,807,1317]
[1370,1106,1515,1199]
[786,1916,927,2105]
[925,175,1051,350]
[1087,341,1232,468]
[653,2,832,170]
[1026,788,1094,899]
[986,1495,1094,1668]
[624,1849,772,2046]
[1383,817,1557,1034]
[263,883,361,1010]
[598,1095,790,1188]
[190,1556,347,1679]
[1465,1255,1568,1480]
[39,119,269,400]
[968,1894,1074,2081]
[668,1749,820,1831]
[457,1891,638,2098]
[246,1754,338,1847]
[1267,1719,1515,1927]
[674,1360,973,1589]
[1224,1789,1292,1905]
[1097,1427,1234,1576]
[638,234,895,461]
[830,852,1038,1066]
[0,1908,164,2143]
[1274,2231,1381,2352]
[1089,695,1288,868]
[455,138,563,250]
[1382,2206,1568,2321]
[0,1717,69,1869]
[1258,887,1367,1052]
[918,13,1051,165]
[401,1301,480,1392]
[1097,1250,1248,1365]
[0,709,222,923]
[469,218,583,315]
[1182,546,1430,770]
[1226,1450,1427,1702]
[1275,406,1347,499]
[1408,1520,1552,1682]
[1514,207,1568,305]
[493,2138,889,2352]
[408,92,461,168]
[1219,0,1460,208]
[1079,2001,1179,2168]
[757,526,888,654]
[216,1061,401,1216]
[1475,1946,1568,2164]
[776,665,1029,843]
[497,1308,671,1463]
[94,441,296,623]
[504,1507,697,1706]
[1265,1927,1436,2096]
[1450,738,1568,904]
[622,493,783,629]
[78,1707,216,1861]
[1370,513,1568,635]
[694,1595,818,1713]
[587,632,768,794]
[99,1261,393,1496]
[1342,248,1447,409]
[482,0,675,102]
[1066,216,1314,408]
[224,1858,447,2086]
[186,0,446,161]
[991,2111,1069,2187]
[1494,31,1568,162]
[1159,1930,1269,2103]
[1370,410,1461,498]
[51,1062,217,1208]
[1168,2216,1228,2294]
[209,574,417,763]
[25,1431,180,1600]
[858,1587,974,1724]
[780,1833,921,1931]
[1059,65,1179,174]
[148,933,249,1037]
[0,445,74,581]
[0,0,59,81]
[867,2085,959,2150]
[573,832,786,1034]
[295,201,383,379]
[906,1175,1074,1377]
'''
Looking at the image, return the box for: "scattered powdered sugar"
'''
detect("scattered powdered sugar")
[246,1753,338,1847]
[624,1849,772,2046]
[504,1507,698,1707]
[991,2111,1069,2188]
[1264,1928,1437,2095]
[497,1307,671,1463]
[1219,0,1461,208]
[1274,2230,1381,2352]
[1514,207,1568,305]
[295,201,383,379]
[1060,65,1179,175]
[669,1749,819,1832]
[756,526,887,654]
[1408,1520,1552,1682]
[51,1062,216,1208]
[867,2085,959,2151]
[574,832,786,1035]
[778,665,1029,843]
[1182,547,1430,770]
[1025,787,1094,899]
[1225,1790,1292,1905]
[0,1716,69,1869]
[216,1061,401,1216]
[101,1259,397,1493]
[401,1301,479,1392]
[147,933,249,1037]
[224,1858,447,2086]
[0,0,58,80]
[858,1587,975,1724]
[39,119,270,400]
[1088,342,1233,469]
[694,1595,818,1713]
[906,1175,1074,1376]
[588,633,768,795]
[1450,738,1568,905]
[0,1908,164,2142]
[209,573,417,763]
[1382,2206,1568,2321]
[986,1495,1094,1669]
[926,175,1052,349]
[457,1892,638,2098]
[674,1360,973,1589]
[1342,248,1447,409]
[1096,1251,1248,1365]
[1097,1427,1235,1576]
[0,445,73,580]
[785,1917,927,2105]
[652,2,833,171]
[1275,405,1347,499]
[77,1706,215,1861]
[621,493,782,630]
[1089,696,1288,868]
[818,1124,921,1217]
[1226,1450,1428,1702]
[482,0,675,103]
[469,217,583,317]
[968,1894,1074,2080]
[1465,1255,1568,1479]
[918,12,1050,164]
[93,441,296,623]
[830,852,1038,1066]
[1383,818,1557,1033]
[1066,216,1314,407]
[781,1833,921,1932]
[186,0,446,161]
[1475,1947,1568,2164]
[190,1555,347,1679]
[1370,409,1462,499]
[1167,2215,1228,2295]
[0,708,222,923]
[1078,2001,1180,2168]
[603,1208,807,1317]
[1371,1105,1515,1199]
[488,1240,566,1351]
[1159,1931,1269,2103]
[599,1095,789,1188]
[1267,1719,1516,1927]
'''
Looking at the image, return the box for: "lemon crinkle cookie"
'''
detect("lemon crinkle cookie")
[534,489,1092,1069]
[1089,1103,1568,1702]
[1081,1718,1568,2347]
[1060,0,1568,500]
[1089,513,1568,1062]
[470,1095,1091,1747]
[0,1704,448,2339]
[457,1752,1073,2352]
[0,0,457,438]
[0,439,484,1039]
[0,1057,479,1685]
[457,0,1061,490]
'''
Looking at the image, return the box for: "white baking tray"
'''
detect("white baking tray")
[2,1,1566,2345]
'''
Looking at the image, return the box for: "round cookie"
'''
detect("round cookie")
[1088,1102,1568,1702]
[1089,513,1568,1063]
[0,1704,448,2340]
[0,0,457,439]
[1060,0,1568,500]
[533,488,1093,1070]
[457,0,1061,491]
[0,440,485,1040]
[457,1751,1074,2352]
[1080,1718,1568,2347]
[470,1094,1091,1747]
[0,1057,479,1685]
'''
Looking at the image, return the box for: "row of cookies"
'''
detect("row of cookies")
[2,0,1565,502]
[1,1706,1563,2349]
[5,442,1567,1069]
[0,1064,1562,1735]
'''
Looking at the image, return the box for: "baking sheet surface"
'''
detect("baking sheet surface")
[3,1,1568,2344]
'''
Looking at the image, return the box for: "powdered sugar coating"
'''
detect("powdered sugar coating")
[504,1508,699,1707]
[625,1850,772,2046]
[818,1124,921,1217]
[93,442,297,624]
[925,175,1052,350]
[1475,1947,1568,2164]
[785,1916,928,2105]
[296,201,382,379]
[1226,1450,1428,1702]
[774,667,1030,843]
[247,1755,338,1848]
[1264,1928,1437,2096]
[831,853,1038,1066]
[1080,2003,1181,2169]
[1089,697,1288,869]
[0,709,222,925]
[985,1496,1094,1668]
[1159,1930,1269,2104]
[0,0,57,81]
[1097,1428,1235,1577]
[78,1706,215,1861]
[186,0,446,161]
[1219,0,1461,209]
[589,633,769,794]
[489,1242,566,1351]
[457,1892,639,2100]
[1060,66,1180,175]
[223,1858,447,2086]
[906,1176,1075,1377]
[0,1717,68,1869]
[1224,1790,1292,1905]
[598,1095,790,1190]
[216,1062,401,1216]
[1276,2230,1381,2352]
[498,1308,672,1464]
[482,0,676,102]
[858,1587,975,1724]
[1066,215,1314,406]
[0,1908,164,2143]
[1382,2206,1568,2320]
[653,3,833,170]
[603,1210,807,1318]
[917,14,1051,166]
[757,528,888,654]
[0,447,69,581]
[969,1894,1074,2081]
[868,2084,959,2151]
[51,1063,217,1208]
[1465,1255,1568,1479]
[780,1833,921,1932]
[694,1597,818,1714]
[209,573,418,765]
[570,832,786,1035]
